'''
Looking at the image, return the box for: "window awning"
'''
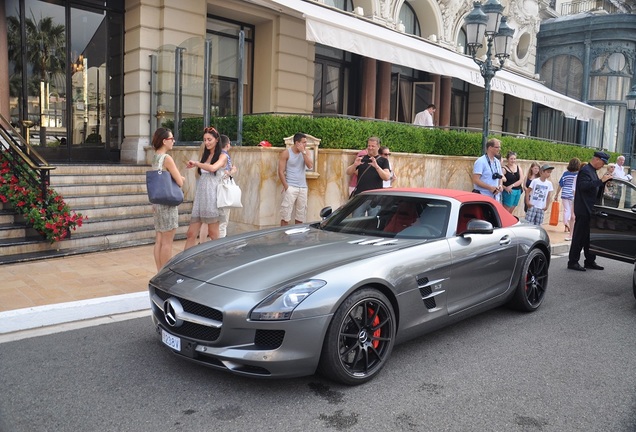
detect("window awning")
[263,0,603,121]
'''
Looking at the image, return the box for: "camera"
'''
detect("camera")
[492,173,503,180]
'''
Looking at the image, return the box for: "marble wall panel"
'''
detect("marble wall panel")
[147,146,570,233]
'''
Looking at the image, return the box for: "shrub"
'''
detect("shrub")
[176,114,617,163]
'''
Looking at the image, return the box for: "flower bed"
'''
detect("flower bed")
[0,152,85,243]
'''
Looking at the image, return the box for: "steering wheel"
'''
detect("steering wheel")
[419,224,442,237]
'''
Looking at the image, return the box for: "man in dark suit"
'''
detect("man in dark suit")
[568,151,613,271]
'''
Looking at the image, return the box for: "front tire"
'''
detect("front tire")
[318,288,396,385]
[509,248,548,311]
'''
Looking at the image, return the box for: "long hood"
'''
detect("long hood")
[166,227,406,291]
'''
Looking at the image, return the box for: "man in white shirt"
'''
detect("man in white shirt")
[613,155,631,180]
[413,104,436,127]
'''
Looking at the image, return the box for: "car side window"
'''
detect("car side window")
[457,203,500,234]
[600,180,636,210]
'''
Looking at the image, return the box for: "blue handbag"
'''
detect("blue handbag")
[146,154,184,206]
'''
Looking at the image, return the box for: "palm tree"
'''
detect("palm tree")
[7,12,65,140]
[25,14,66,85]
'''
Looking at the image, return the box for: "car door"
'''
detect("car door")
[590,179,636,263]
[446,203,518,315]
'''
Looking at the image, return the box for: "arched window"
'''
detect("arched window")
[540,55,583,100]
[398,1,421,36]
[457,28,468,55]
[324,0,353,12]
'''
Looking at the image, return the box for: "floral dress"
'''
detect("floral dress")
[190,168,224,224]
[152,153,179,232]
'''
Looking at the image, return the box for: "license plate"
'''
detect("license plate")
[161,328,181,351]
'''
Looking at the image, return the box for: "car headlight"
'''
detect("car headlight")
[250,279,326,321]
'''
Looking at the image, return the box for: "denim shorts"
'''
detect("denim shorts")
[502,188,522,207]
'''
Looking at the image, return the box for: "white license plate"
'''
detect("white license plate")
[161,328,181,351]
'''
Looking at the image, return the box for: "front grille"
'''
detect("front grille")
[153,287,222,342]
[254,330,285,349]
[154,287,223,322]
[156,314,221,342]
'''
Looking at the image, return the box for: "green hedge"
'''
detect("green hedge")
[166,115,616,164]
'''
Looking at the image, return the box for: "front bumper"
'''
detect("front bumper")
[150,288,332,379]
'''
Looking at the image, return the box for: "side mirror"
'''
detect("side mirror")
[319,206,332,219]
[462,219,493,235]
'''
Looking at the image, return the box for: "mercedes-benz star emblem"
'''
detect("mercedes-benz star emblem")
[163,298,184,327]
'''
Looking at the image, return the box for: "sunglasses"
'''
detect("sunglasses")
[204,127,217,134]
[164,137,175,141]
[382,153,390,156]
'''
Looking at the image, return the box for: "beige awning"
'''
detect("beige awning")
[261,0,604,121]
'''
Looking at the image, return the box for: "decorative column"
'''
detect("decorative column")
[376,61,392,120]
[440,76,452,127]
[361,58,377,118]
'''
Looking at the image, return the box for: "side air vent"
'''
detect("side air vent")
[416,274,445,311]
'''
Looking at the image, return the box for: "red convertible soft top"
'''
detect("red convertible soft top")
[386,188,520,228]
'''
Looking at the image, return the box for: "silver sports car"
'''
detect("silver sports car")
[149,188,550,385]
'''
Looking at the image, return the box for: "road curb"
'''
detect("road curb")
[0,292,150,335]
[0,242,569,336]
[551,242,570,255]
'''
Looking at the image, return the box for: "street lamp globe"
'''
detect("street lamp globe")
[626,85,636,112]
[494,17,515,60]
[482,0,504,36]
[465,3,488,52]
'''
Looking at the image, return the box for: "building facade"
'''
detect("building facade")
[1,0,606,164]
[537,10,636,159]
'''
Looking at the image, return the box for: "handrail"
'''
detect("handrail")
[0,113,55,201]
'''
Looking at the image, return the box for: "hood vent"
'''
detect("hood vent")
[348,238,399,246]
[285,227,311,235]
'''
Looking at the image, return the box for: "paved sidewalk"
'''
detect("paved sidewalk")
[0,225,570,335]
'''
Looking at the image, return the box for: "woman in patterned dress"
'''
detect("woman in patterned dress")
[150,127,185,270]
[184,127,228,250]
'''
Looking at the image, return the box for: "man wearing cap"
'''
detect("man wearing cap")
[525,164,554,226]
[568,151,613,271]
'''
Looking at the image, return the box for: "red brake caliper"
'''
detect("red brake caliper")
[368,307,381,349]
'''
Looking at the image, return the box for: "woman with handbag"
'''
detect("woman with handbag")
[150,127,185,270]
[200,134,238,240]
[184,127,228,250]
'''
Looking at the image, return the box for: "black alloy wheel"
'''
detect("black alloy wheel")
[510,248,549,311]
[319,288,396,385]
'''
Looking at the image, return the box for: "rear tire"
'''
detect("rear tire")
[318,288,396,385]
[509,248,548,312]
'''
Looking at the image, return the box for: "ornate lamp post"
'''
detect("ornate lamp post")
[625,85,636,166]
[464,0,515,154]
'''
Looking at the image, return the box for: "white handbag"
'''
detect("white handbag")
[217,177,243,208]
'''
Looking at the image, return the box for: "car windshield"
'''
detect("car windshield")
[319,194,450,239]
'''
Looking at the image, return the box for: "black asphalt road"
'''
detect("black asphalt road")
[1,255,635,432]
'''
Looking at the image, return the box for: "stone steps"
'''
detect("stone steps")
[0,164,193,264]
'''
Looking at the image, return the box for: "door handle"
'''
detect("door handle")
[499,235,511,245]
